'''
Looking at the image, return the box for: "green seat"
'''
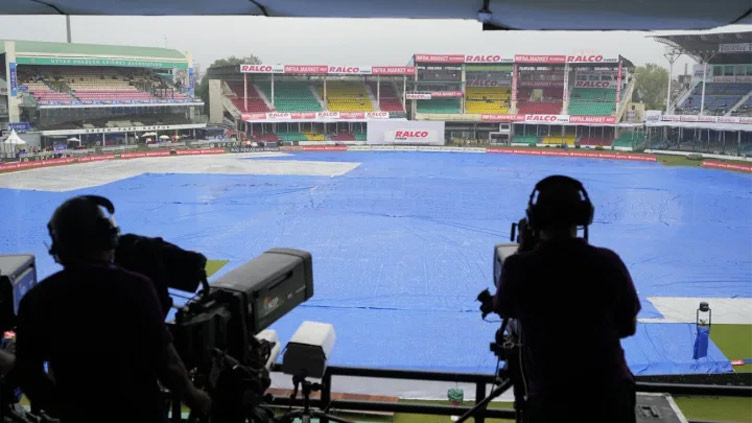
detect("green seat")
[569,87,618,115]
[417,98,461,114]
[259,82,322,112]
[277,131,308,142]
[612,131,644,147]
[513,135,539,145]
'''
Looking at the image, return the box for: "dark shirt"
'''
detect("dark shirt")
[15,262,171,423]
[493,238,640,402]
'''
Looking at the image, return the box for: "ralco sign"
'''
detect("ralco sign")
[525,115,567,122]
[240,64,283,73]
[395,130,429,138]
[465,55,504,63]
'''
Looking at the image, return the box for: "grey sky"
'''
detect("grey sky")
[0,15,749,75]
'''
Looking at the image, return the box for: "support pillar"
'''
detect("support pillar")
[700,61,708,115]
[244,73,248,112]
[561,63,570,115]
[271,74,275,108]
[376,75,381,103]
[511,64,519,114]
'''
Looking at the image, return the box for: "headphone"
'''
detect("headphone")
[526,175,594,232]
[48,195,120,260]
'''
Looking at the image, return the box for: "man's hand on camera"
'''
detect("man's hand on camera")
[477,289,494,318]
[187,387,212,417]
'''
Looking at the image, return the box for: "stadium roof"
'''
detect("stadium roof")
[0,0,749,31]
[651,31,752,64]
[0,40,186,60]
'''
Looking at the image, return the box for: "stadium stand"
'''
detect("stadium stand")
[18,66,196,105]
[354,132,367,141]
[369,83,404,112]
[517,86,563,115]
[22,80,74,104]
[417,98,461,114]
[258,82,322,112]
[568,87,617,115]
[67,73,157,103]
[302,130,325,141]
[276,130,308,142]
[227,81,271,113]
[253,133,281,142]
[613,131,645,147]
[465,87,510,114]
[577,136,613,146]
[512,134,539,145]
[542,135,576,145]
[678,83,751,115]
[331,132,356,142]
[319,81,374,112]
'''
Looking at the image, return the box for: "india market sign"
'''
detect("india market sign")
[15,57,189,69]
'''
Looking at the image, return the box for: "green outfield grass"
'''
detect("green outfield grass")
[205,259,229,277]
[711,324,752,373]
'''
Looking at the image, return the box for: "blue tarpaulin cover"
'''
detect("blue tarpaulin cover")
[1,152,749,375]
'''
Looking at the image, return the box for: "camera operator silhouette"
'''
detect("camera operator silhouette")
[492,176,641,423]
[14,195,211,423]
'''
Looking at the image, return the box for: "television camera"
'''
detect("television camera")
[169,247,314,423]
[467,219,534,423]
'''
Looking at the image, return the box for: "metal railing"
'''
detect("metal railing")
[270,364,752,423]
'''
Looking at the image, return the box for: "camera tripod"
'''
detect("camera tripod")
[455,372,514,423]
[278,376,354,423]
[456,313,525,423]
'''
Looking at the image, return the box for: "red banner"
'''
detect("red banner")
[414,54,466,63]
[515,55,566,64]
[283,65,328,74]
[372,66,416,75]
[77,154,116,162]
[175,148,226,156]
[339,112,366,119]
[121,151,172,159]
[569,115,616,124]
[430,91,463,98]
[486,148,657,162]
[702,160,752,173]
[480,114,525,122]
[519,80,564,88]
[414,54,512,64]
[0,157,76,172]
[280,145,348,152]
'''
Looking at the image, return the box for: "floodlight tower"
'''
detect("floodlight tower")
[663,47,682,114]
